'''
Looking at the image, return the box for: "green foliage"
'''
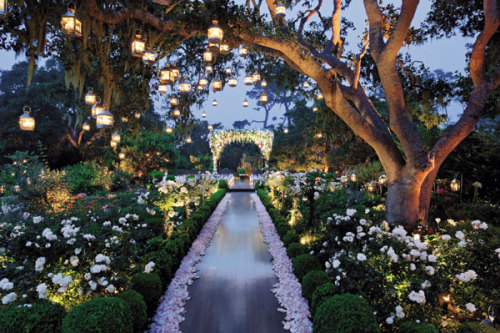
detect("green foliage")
[116,290,148,332]
[218,179,228,189]
[287,242,306,258]
[111,170,134,191]
[292,254,322,281]
[313,294,379,333]
[65,161,109,194]
[218,142,263,171]
[0,300,66,333]
[301,270,330,301]
[354,161,384,185]
[400,321,439,333]
[130,273,162,316]
[149,170,164,182]
[457,322,499,333]
[283,230,300,247]
[311,282,338,314]
[62,297,132,333]
[238,168,246,174]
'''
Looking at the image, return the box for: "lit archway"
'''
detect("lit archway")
[209,130,274,172]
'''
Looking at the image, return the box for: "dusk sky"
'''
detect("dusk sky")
[0,1,473,129]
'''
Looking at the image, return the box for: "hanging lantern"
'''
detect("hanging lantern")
[212,77,222,92]
[26,178,31,185]
[169,96,179,106]
[96,108,114,129]
[60,3,82,38]
[303,81,310,88]
[208,125,213,131]
[0,184,5,194]
[92,103,105,118]
[84,88,96,105]
[203,48,214,63]
[158,84,168,95]
[142,49,156,65]
[207,20,223,50]
[225,67,232,75]
[244,73,253,85]
[219,42,230,54]
[276,1,286,17]
[228,76,237,87]
[179,77,192,93]
[205,65,213,73]
[378,173,387,185]
[121,116,128,123]
[260,91,268,104]
[186,136,192,143]
[450,178,460,192]
[317,92,324,100]
[239,45,248,58]
[313,106,318,112]
[201,112,207,118]
[135,112,141,119]
[199,76,208,87]
[0,0,7,18]
[131,30,146,58]
[212,99,218,106]
[166,127,173,134]
[111,132,121,142]
[340,175,348,183]
[367,181,376,193]
[18,106,35,131]
[110,140,117,148]
[170,64,180,81]
[350,173,357,182]
[13,185,20,193]
[315,133,323,138]
[173,108,181,117]
[160,65,174,85]
[284,128,289,134]
[196,85,203,90]
[252,71,261,83]
[261,79,267,88]
[82,122,90,131]
[243,99,249,107]
[119,152,125,160]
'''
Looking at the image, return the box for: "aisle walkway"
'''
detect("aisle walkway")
[180,192,286,333]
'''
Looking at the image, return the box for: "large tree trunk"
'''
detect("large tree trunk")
[386,171,423,226]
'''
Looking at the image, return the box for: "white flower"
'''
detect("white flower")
[458,240,467,248]
[95,254,111,265]
[36,283,48,299]
[2,292,17,305]
[69,256,79,267]
[386,316,394,324]
[365,208,370,214]
[343,232,355,243]
[332,259,341,269]
[32,216,43,224]
[89,280,97,290]
[441,234,451,241]
[421,280,432,289]
[496,248,500,259]
[455,231,465,240]
[408,290,426,304]
[387,247,398,262]
[51,273,73,292]
[144,261,155,273]
[137,197,146,204]
[35,257,46,272]
[395,305,405,318]
[42,228,57,241]
[84,273,92,280]
[428,254,437,263]
[465,303,476,313]
[0,278,13,290]
[106,284,115,293]
[410,263,416,271]
[98,277,108,286]
[425,266,435,276]
[392,226,407,238]
[90,264,107,274]
[346,208,357,217]
[313,192,320,200]
[180,187,188,194]
[456,270,477,282]
[357,253,367,261]
[325,261,331,269]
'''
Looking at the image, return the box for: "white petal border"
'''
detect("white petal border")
[252,193,313,333]
[149,194,230,333]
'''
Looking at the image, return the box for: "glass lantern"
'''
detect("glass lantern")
[284,128,289,134]
[212,99,218,106]
[186,136,192,143]
[313,106,318,112]
[244,73,253,85]
[340,175,348,183]
[169,96,178,106]
[85,88,96,105]
[19,106,35,131]
[450,178,460,192]
[261,79,267,88]
[179,77,192,93]
[260,91,268,104]
[378,173,387,185]
[131,30,146,58]
[173,108,181,117]
[212,78,222,92]
[243,99,249,107]
[252,71,261,83]
[166,127,173,133]
[303,81,310,88]
[219,42,230,54]
[350,173,357,182]
[205,65,213,73]
[160,65,174,85]
[207,125,213,131]
[121,116,128,123]
[82,122,90,131]
[158,84,168,95]
[228,76,237,87]
[96,108,114,129]
[60,4,82,38]
[201,112,207,118]
[92,103,104,118]
[276,1,286,17]
[142,49,156,65]
[203,48,214,63]
[111,132,121,143]
[0,184,5,194]
[199,76,208,87]
[225,67,232,75]
[119,152,125,159]
[207,20,223,50]
[317,92,324,100]
[13,185,20,193]
[239,45,248,58]
[135,112,141,119]
[170,64,180,81]
[0,0,7,18]
[110,140,117,148]
[367,181,376,193]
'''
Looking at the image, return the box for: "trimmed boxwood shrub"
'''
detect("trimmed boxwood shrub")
[458,322,498,333]
[283,230,300,247]
[287,242,306,258]
[292,254,322,281]
[313,294,379,333]
[302,270,331,301]
[218,179,228,189]
[130,273,162,316]
[0,300,66,333]
[311,282,337,314]
[400,321,438,333]
[62,297,132,333]
[116,290,148,332]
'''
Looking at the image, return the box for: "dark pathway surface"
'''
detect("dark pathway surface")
[229,177,254,191]
[180,192,286,333]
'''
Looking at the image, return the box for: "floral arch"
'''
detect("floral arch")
[209,130,274,172]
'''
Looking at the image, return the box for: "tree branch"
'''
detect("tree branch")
[363,0,385,57]
[353,39,370,89]
[383,0,419,59]
[298,0,323,38]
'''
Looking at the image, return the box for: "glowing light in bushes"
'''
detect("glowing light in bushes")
[378,173,387,185]
[450,178,460,192]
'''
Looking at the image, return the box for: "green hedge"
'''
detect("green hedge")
[287,242,306,258]
[400,321,438,333]
[313,293,379,333]
[0,300,66,333]
[302,270,330,301]
[292,254,322,281]
[130,273,162,316]
[311,282,337,314]
[62,297,132,333]
[457,322,498,333]
[116,290,148,332]
[218,179,228,189]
